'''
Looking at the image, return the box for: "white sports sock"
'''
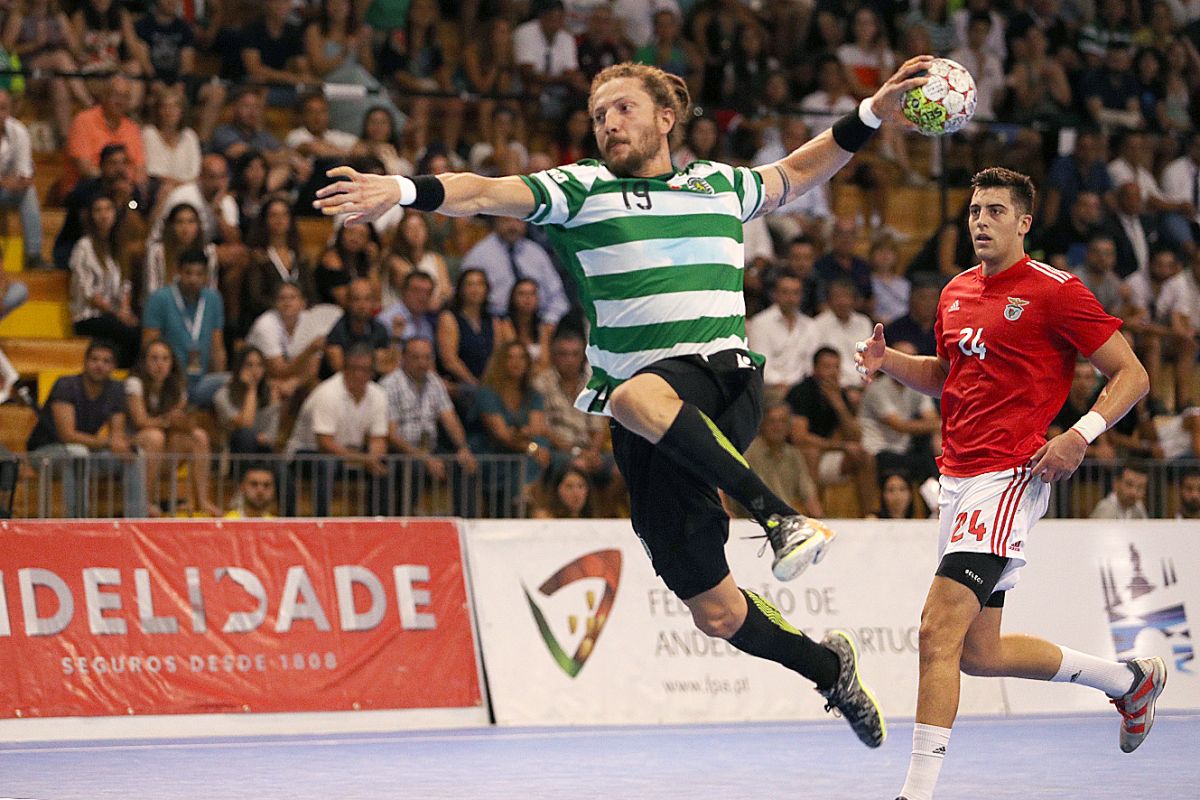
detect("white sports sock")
[899,723,951,800]
[1052,646,1136,697]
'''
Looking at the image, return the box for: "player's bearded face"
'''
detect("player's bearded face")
[602,119,661,176]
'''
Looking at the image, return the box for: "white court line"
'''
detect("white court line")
[1,713,1196,757]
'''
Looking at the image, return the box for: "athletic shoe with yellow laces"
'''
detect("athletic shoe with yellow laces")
[1111,656,1167,753]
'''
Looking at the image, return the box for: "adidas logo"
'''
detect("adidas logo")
[933,745,947,755]
[948,300,961,313]
[1070,670,1082,683]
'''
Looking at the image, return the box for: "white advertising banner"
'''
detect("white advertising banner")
[465,519,1199,727]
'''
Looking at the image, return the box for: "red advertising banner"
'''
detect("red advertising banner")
[0,519,482,719]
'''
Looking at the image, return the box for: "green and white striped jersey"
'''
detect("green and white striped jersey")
[520,158,766,416]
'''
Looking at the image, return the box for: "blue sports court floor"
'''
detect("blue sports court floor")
[1,713,1196,799]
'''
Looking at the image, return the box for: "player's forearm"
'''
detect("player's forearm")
[765,131,855,211]
[1088,364,1149,431]
[880,349,947,398]
[431,173,536,218]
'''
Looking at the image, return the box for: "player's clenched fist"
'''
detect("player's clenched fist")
[854,323,887,383]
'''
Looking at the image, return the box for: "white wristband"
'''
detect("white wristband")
[393,175,416,206]
[1070,411,1107,444]
[858,97,883,129]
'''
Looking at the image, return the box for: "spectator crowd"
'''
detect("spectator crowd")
[0,0,1197,520]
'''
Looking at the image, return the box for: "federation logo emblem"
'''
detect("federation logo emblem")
[523,549,622,677]
[1003,296,1029,321]
[1102,543,1193,675]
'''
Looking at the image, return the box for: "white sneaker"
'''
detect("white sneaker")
[764,515,837,581]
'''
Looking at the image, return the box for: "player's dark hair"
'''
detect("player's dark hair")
[590,62,691,145]
[971,167,1036,217]
[813,346,840,366]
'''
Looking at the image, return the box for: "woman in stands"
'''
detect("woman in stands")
[2,0,93,143]
[231,151,270,236]
[436,268,501,401]
[531,465,594,519]
[499,278,552,373]
[127,338,219,516]
[359,106,411,177]
[70,195,140,367]
[143,202,218,304]
[239,196,316,337]
[316,220,381,307]
[212,345,281,464]
[383,212,451,310]
[142,87,202,201]
[867,470,919,520]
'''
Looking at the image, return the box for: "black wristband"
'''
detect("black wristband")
[410,175,446,212]
[831,111,877,153]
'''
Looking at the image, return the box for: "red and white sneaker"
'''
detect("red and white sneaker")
[1111,656,1167,753]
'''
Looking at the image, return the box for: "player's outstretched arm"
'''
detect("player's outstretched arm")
[1029,331,1150,483]
[313,167,537,225]
[854,323,949,398]
[753,56,932,215]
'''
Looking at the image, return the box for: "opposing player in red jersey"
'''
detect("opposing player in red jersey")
[854,168,1167,800]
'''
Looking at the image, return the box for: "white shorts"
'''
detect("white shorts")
[937,465,1051,594]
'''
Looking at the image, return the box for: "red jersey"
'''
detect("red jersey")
[934,255,1122,477]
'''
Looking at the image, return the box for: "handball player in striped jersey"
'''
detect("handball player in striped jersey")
[315,57,934,747]
[854,168,1166,800]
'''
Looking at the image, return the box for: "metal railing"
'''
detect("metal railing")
[8,452,536,520]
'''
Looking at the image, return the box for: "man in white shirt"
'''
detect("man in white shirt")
[460,217,570,324]
[284,344,388,515]
[858,340,941,482]
[752,117,833,245]
[0,89,42,267]
[1090,464,1150,520]
[285,91,364,163]
[747,274,818,400]
[514,0,589,121]
[1122,246,1197,407]
[1109,132,1194,225]
[1159,134,1200,255]
[152,152,241,246]
[813,279,874,387]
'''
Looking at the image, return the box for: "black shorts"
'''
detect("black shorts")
[610,351,764,601]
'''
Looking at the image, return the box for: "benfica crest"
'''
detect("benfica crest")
[1004,296,1029,321]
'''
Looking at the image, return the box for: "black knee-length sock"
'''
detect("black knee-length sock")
[728,589,840,691]
[655,402,796,527]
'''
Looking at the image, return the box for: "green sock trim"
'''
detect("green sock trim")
[744,589,803,637]
[700,410,749,468]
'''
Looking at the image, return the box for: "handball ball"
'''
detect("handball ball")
[902,58,977,136]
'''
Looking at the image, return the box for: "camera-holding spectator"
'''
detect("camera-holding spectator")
[866,470,920,520]
[531,328,617,486]
[378,0,465,156]
[1105,181,1163,277]
[0,89,43,268]
[126,339,219,517]
[377,271,437,346]
[785,347,878,515]
[730,402,822,519]
[2,0,93,143]
[316,221,379,307]
[813,279,874,387]
[71,0,149,112]
[70,194,139,368]
[514,0,588,123]
[436,268,501,396]
[500,278,553,372]
[461,217,570,327]
[211,88,297,193]
[25,339,146,517]
[1040,190,1107,272]
[143,203,219,303]
[469,340,552,513]
[303,0,403,137]
[240,196,317,335]
[213,346,281,458]
[1122,246,1197,409]
[63,74,146,196]
[246,281,324,395]
[1178,468,1200,520]
[1070,234,1124,315]
[746,273,818,401]
[241,0,314,108]
[142,250,226,404]
[224,463,277,518]
[142,87,202,202]
[324,278,391,378]
[531,465,594,519]
[383,212,451,310]
[381,336,476,488]
[283,343,388,516]
[858,340,941,484]
[1091,462,1150,519]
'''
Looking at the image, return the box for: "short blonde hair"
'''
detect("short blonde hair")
[589,62,691,144]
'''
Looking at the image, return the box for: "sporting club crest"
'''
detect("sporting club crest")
[1003,296,1029,321]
